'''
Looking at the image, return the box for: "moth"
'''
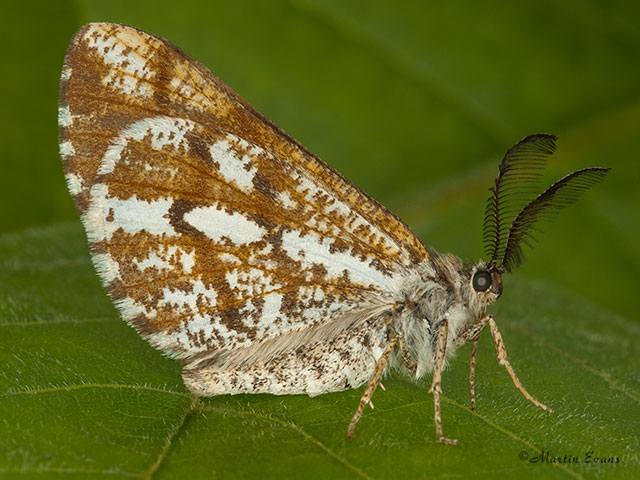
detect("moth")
[58,23,609,445]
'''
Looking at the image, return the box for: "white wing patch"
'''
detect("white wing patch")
[60,141,76,160]
[85,23,158,98]
[58,106,73,128]
[133,246,196,274]
[100,116,194,175]
[280,229,394,290]
[209,136,258,192]
[158,279,218,311]
[86,186,176,242]
[184,205,267,244]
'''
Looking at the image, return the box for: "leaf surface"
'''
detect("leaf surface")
[1,224,637,479]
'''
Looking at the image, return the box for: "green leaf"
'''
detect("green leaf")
[2,0,639,478]
[1,224,638,479]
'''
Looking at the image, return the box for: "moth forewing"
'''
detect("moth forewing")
[59,22,609,445]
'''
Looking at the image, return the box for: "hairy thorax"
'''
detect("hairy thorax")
[390,252,494,379]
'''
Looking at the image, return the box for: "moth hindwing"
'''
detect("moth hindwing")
[59,23,609,445]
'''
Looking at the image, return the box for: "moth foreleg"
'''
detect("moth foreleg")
[469,334,480,411]
[488,316,552,414]
[454,314,489,347]
[347,336,398,439]
[454,315,490,411]
[428,319,458,445]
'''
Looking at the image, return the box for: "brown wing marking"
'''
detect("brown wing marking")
[59,23,428,359]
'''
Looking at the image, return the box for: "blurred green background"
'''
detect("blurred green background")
[1,0,639,318]
[1,1,639,479]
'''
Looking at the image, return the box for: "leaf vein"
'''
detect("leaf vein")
[0,466,142,477]
[0,316,118,328]
[392,374,583,480]
[144,396,200,479]
[201,405,373,480]
[442,396,584,480]
[1,383,191,398]
[502,319,640,404]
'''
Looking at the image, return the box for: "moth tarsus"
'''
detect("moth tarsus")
[347,335,398,439]
[468,334,480,412]
[59,23,609,445]
[487,317,552,415]
[428,319,458,445]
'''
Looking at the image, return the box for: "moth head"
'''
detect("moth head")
[482,133,609,278]
[468,261,503,306]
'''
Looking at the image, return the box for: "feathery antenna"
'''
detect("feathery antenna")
[483,134,609,272]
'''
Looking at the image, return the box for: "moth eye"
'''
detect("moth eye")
[472,270,492,292]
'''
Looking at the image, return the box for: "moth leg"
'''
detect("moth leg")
[397,334,418,377]
[454,314,489,347]
[488,316,552,414]
[469,334,480,411]
[428,319,458,445]
[347,336,398,439]
[449,315,489,410]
